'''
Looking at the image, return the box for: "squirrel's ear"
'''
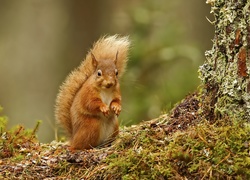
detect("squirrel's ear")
[114,51,119,65]
[91,52,98,68]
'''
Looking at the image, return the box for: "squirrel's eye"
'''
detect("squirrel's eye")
[97,70,102,76]
[115,69,118,76]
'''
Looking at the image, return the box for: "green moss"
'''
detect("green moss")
[0,106,8,132]
[13,154,25,162]
[95,118,250,179]
[1,95,250,179]
[0,108,41,159]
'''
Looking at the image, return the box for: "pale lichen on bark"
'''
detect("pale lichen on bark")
[199,0,250,119]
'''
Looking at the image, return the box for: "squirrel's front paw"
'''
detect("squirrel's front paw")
[111,102,121,116]
[100,104,110,116]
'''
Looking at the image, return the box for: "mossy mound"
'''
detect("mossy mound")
[0,94,250,179]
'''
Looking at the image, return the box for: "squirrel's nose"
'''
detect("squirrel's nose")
[106,82,114,88]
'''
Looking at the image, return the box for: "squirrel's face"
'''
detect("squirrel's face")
[95,60,118,89]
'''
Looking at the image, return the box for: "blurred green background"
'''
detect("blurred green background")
[0,0,213,142]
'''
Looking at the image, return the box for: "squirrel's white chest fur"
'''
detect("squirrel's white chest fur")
[98,116,116,145]
[100,89,113,106]
[98,89,116,145]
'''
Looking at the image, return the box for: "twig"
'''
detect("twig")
[201,166,212,180]
[197,133,209,145]
[215,152,230,168]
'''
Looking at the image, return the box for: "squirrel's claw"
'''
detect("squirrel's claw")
[111,102,121,116]
[100,105,110,116]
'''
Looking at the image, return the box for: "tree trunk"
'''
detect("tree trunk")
[199,0,250,121]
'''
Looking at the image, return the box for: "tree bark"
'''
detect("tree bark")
[199,0,250,121]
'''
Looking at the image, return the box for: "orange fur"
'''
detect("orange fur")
[55,35,130,149]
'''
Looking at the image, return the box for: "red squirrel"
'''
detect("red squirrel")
[55,35,130,149]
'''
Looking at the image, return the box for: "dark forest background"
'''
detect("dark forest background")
[0,0,213,142]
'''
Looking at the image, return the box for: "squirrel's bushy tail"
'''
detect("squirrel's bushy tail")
[55,35,130,135]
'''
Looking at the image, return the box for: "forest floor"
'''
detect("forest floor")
[0,92,250,179]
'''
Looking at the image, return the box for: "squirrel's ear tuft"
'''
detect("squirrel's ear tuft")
[114,51,119,65]
[91,52,98,68]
